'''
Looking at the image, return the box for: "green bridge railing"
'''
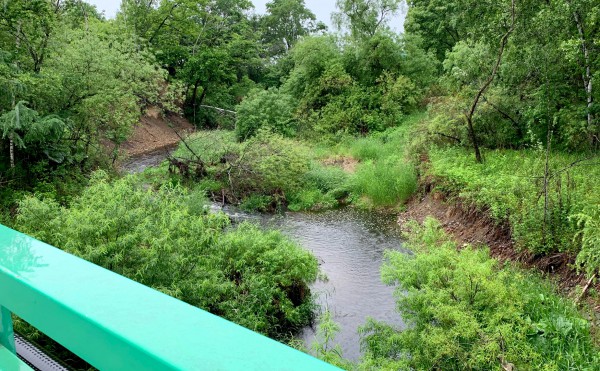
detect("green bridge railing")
[0,224,339,370]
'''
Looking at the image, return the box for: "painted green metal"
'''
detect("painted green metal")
[0,305,15,354]
[0,224,340,370]
[0,345,33,371]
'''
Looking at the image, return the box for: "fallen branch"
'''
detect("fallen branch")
[429,131,462,144]
[576,272,597,304]
[200,105,236,116]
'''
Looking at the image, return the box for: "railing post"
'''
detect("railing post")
[0,305,16,354]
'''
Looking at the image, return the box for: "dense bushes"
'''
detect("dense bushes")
[359,218,600,370]
[172,121,421,211]
[235,88,297,140]
[16,172,319,337]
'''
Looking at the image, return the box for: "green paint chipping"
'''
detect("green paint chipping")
[0,224,340,371]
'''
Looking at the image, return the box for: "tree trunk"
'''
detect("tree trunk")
[9,135,15,169]
[466,116,482,163]
[464,0,515,163]
[572,10,595,146]
[9,96,15,169]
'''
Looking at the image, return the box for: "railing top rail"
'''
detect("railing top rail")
[0,224,338,370]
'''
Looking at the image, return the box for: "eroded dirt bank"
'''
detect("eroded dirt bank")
[398,180,600,317]
[121,106,194,157]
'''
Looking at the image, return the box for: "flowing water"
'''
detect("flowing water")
[128,152,408,361]
[215,205,408,361]
[120,147,176,173]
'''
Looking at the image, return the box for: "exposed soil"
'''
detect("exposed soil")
[399,178,600,317]
[322,156,359,173]
[120,106,195,157]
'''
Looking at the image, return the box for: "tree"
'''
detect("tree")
[332,0,403,39]
[0,0,57,72]
[564,0,599,147]
[235,88,297,140]
[261,0,325,56]
[0,101,66,168]
[404,0,464,62]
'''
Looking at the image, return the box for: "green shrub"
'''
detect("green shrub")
[427,147,599,254]
[304,165,349,193]
[173,130,239,164]
[16,172,319,338]
[573,203,600,278]
[351,158,417,207]
[240,194,273,212]
[231,130,311,197]
[359,218,600,370]
[287,188,337,211]
[235,88,298,140]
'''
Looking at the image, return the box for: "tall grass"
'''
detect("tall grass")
[351,158,417,207]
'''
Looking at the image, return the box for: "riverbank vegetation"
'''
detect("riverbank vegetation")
[359,219,600,370]
[14,171,319,368]
[1,0,599,369]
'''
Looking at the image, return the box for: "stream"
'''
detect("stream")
[125,151,408,361]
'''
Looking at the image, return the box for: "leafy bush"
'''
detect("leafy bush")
[359,218,599,370]
[173,130,239,164]
[287,188,338,212]
[573,204,600,278]
[231,130,311,198]
[235,88,298,140]
[16,171,319,338]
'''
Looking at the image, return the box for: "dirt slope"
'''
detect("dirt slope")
[120,106,194,157]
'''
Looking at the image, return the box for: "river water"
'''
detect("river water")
[126,152,407,361]
[216,205,408,361]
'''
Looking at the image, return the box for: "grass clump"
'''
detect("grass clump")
[351,158,417,208]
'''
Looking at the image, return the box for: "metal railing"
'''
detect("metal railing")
[0,224,338,370]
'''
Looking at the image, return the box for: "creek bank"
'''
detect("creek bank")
[121,107,195,157]
[399,178,600,317]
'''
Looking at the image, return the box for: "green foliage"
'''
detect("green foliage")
[0,101,67,163]
[261,0,325,56]
[352,159,417,208]
[573,204,600,278]
[233,131,311,197]
[333,0,402,39]
[240,194,273,212]
[15,172,319,338]
[287,188,338,212]
[235,88,298,140]
[310,311,354,370]
[427,147,599,254]
[283,33,434,138]
[359,218,600,370]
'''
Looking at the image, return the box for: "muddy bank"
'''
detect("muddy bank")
[399,180,600,314]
